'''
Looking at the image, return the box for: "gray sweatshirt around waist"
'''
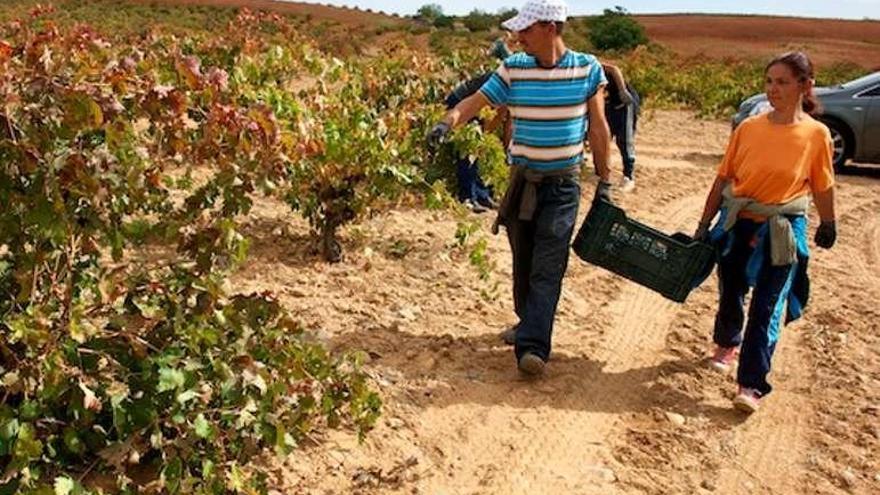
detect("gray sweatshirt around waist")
[493,164,580,234]
[721,183,810,266]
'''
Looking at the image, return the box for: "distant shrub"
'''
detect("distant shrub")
[417,3,444,22]
[588,6,648,51]
[496,8,518,21]
[463,9,495,32]
[434,15,455,28]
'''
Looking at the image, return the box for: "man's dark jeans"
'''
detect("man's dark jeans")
[506,176,580,362]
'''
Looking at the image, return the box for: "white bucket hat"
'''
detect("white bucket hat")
[501,0,568,32]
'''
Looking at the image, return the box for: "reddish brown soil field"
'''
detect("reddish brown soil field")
[634,15,880,69]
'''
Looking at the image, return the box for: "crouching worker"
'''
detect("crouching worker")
[427,0,613,377]
[694,51,837,413]
[443,72,500,212]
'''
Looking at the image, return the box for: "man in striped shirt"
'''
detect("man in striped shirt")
[427,0,612,377]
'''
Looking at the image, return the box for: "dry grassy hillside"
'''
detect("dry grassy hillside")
[141,0,406,25]
[131,3,880,69]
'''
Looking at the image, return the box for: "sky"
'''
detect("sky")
[292,0,880,20]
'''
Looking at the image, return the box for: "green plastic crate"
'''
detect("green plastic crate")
[571,199,715,303]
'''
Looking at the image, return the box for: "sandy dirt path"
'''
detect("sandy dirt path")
[231,110,880,495]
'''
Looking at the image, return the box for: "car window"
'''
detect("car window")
[856,85,880,97]
[839,72,880,90]
[837,72,880,89]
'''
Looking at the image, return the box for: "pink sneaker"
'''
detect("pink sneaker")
[733,387,762,414]
[710,346,738,373]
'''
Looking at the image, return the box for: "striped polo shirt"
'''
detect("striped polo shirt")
[479,50,607,171]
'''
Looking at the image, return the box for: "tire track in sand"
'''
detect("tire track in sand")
[511,194,702,492]
[414,192,701,495]
[841,196,880,285]
[714,337,812,494]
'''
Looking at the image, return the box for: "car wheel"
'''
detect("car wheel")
[819,118,851,171]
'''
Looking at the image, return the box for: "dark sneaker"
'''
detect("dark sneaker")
[499,325,518,346]
[478,197,499,210]
[464,199,488,214]
[517,352,545,376]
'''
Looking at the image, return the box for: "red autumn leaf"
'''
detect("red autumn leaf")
[177,55,203,89]
[0,40,12,62]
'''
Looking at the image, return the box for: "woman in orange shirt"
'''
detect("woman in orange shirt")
[695,52,837,413]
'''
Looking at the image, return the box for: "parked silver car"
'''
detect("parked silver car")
[732,71,880,170]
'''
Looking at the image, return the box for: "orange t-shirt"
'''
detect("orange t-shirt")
[717,114,835,220]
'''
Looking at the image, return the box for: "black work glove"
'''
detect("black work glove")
[693,222,710,242]
[426,122,451,150]
[594,180,612,204]
[814,221,836,249]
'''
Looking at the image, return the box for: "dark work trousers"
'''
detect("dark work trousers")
[506,176,580,362]
[456,158,493,207]
[606,102,637,179]
[714,219,797,396]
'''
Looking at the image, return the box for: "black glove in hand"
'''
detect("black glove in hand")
[594,180,612,204]
[426,122,451,150]
[814,221,836,249]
